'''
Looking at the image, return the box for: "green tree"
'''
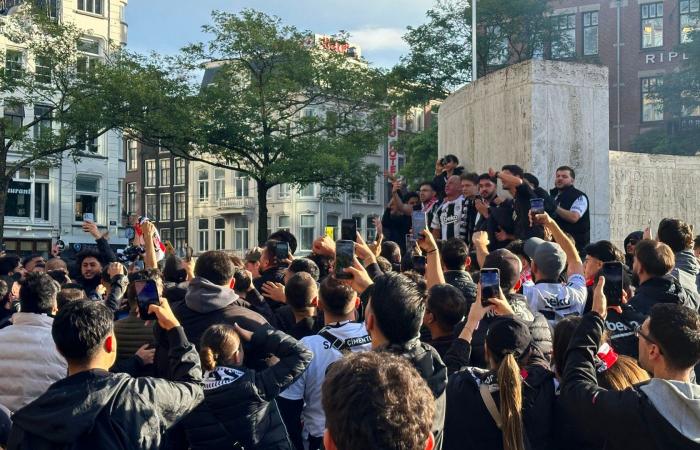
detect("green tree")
[0,2,121,239]
[396,122,438,188]
[115,10,388,244]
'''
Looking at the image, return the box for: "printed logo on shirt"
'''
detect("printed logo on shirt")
[203,367,244,390]
[543,294,572,309]
[606,319,642,338]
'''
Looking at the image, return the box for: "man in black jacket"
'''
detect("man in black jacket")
[490,166,544,243]
[441,238,477,307]
[254,239,290,308]
[561,278,700,450]
[550,166,590,253]
[7,299,203,450]
[73,221,117,301]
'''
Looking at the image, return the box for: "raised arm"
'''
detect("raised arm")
[141,221,158,270]
[418,229,445,288]
[537,213,583,277]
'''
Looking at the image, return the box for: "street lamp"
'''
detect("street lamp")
[472,0,477,81]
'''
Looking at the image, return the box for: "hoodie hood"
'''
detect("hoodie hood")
[641,379,700,444]
[675,250,700,277]
[11,370,128,443]
[386,339,447,398]
[184,276,239,313]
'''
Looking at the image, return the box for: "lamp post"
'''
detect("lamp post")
[472,0,477,81]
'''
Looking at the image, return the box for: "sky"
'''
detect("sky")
[125,0,435,69]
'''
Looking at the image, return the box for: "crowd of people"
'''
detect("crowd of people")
[0,155,698,450]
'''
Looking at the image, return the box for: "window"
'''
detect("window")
[641,2,663,49]
[77,0,103,15]
[174,158,186,185]
[6,168,50,221]
[82,136,98,153]
[583,11,599,56]
[278,183,290,199]
[299,184,315,198]
[214,168,225,201]
[552,14,576,59]
[350,191,362,201]
[641,77,664,122]
[127,183,137,214]
[175,228,186,253]
[145,194,157,219]
[681,0,700,43]
[326,214,339,241]
[5,50,22,80]
[160,228,171,245]
[175,192,186,220]
[145,160,156,187]
[198,170,209,202]
[366,216,377,241]
[215,218,225,250]
[4,101,24,129]
[233,216,249,251]
[159,159,171,186]
[35,56,51,84]
[127,141,137,171]
[74,175,99,222]
[278,215,290,231]
[300,214,316,251]
[160,193,171,222]
[198,218,209,252]
[367,179,376,203]
[77,39,101,75]
[234,171,249,197]
[33,105,52,140]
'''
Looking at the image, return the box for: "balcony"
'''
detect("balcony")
[216,196,256,214]
[0,0,58,18]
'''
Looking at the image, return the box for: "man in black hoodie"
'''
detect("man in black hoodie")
[73,221,117,300]
[7,299,203,450]
[561,278,700,450]
[441,238,477,308]
[365,272,447,450]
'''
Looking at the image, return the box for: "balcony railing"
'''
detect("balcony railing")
[216,196,255,213]
[0,0,58,18]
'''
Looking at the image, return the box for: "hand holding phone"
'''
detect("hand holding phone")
[83,213,94,223]
[412,211,427,240]
[136,279,160,321]
[341,219,357,242]
[335,240,355,279]
[529,198,545,215]
[275,241,289,262]
[480,268,500,307]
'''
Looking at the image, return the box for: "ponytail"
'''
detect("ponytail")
[199,324,241,371]
[199,347,218,371]
[497,353,525,450]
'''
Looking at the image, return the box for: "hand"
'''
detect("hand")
[354,233,377,266]
[492,196,504,206]
[82,221,101,239]
[261,282,286,303]
[417,229,438,254]
[592,276,608,319]
[107,262,124,279]
[472,231,489,248]
[149,298,180,331]
[392,180,402,193]
[643,226,652,240]
[486,286,516,316]
[435,157,444,175]
[532,212,554,227]
[495,229,511,242]
[313,236,336,257]
[374,216,383,237]
[135,344,155,365]
[342,257,373,294]
[95,284,106,297]
[51,243,60,257]
[141,221,155,242]
[474,199,489,216]
[233,323,253,342]
[494,169,523,187]
[181,259,194,281]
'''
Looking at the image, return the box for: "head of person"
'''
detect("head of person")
[269,230,298,256]
[260,240,287,272]
[19,272,59,315]
[460,172,479,199]
[694,235,700,259]
[0,255,22,277]
[45,257,68,274]
[162,255,186,284]
[554,166,576,190]
[478,173,497,201]
[22,254,46,273]
[484,317,531,450]
[405,192,421,210]
[418,182,436,204]
[632,240,674,284]
[523,238,566,282]
[199,324,243,370]
[444,175,462,199]
[319,276,358,318]
[284,258,320,284]
[500,165,525,191]
[505,240,531,276]
[286,272,318,313]
[423,284,466,335]
[306,253,333,280]
[52,300,116,370]
[657,218,694,253]
[483,249,522,293]
[194,250,235,287]
[637,303,700,379]
[442,154,459,172]
[126,269,163,313]
[366,272,424,347]
[76,248,103,281]
[624,231,643,256]
[244,247,262,278]
[380,241,401,265]
[232,266,252,293]
[57,283,87,310]
[441,238,470,271]
[376,256,393,273]
[584,240,624,281]
[322,351,436,450]
[523,173,540,189]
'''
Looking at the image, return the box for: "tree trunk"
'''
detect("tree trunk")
[257,181,269,245]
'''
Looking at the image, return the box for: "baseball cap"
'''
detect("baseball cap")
[483,249,522,291]
[244,248,262,263]
[485,316,532,359]
[523,237,566,280]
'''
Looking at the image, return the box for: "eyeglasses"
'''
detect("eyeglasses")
[634,324,664,354]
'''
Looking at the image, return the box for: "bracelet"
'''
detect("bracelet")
[426,249,437,254]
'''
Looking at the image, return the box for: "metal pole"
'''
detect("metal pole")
[472,0,477,81]
[616,0,621,150]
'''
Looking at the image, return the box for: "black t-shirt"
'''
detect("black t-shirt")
[604,305,646,359]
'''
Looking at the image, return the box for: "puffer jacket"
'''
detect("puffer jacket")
[182,328,312,450]
[113,312,155,362]
[0,313,67,411]
[629,275,697,315]
[444,271,477,306]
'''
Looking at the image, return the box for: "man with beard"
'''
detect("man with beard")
[550,166,590,253]
[431,175,467,241]
[73,221,117,301]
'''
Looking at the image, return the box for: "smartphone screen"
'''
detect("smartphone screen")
[335,240,354,279]
[529,198,545,215]
[480,268,500,306]
[602,261,624,307]
[135,279,159,321]
[83,213,94,223]
[412,211,427,240]
[341,219,357,242]
[412,255,427,273]
[275,241,289,261]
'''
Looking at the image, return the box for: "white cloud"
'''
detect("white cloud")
[347,27,408,53]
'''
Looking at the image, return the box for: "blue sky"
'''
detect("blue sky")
[125,0,434,69]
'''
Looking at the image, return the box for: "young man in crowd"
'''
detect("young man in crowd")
[431,175,467,241]
[422,284,467,359]
[657,218,700,301]
[281,272,323,340]
[459,172,479,246]
[561,278,700,450]
[254,240,290,307]
[433,154,463,201]
[322,352,436,450]
[7,299,204,449]
[73,220,117,300]
[440,238,477,307]
[550,166,591,253]
[491,165,544,243]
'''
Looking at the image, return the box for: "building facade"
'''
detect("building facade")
[1,0,129,256]
[547,0,700,151]
[123,140,189,253]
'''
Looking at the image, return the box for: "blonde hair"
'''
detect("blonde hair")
[497,353,526,450]
[599,355,650,391]
[199,324,241,371]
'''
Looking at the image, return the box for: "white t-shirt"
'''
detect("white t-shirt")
[523,273,587,325]
[279,321,372,438]
[570,195,588,217]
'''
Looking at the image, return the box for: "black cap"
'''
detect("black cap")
[483,249,521,291]
[486,317,532,359]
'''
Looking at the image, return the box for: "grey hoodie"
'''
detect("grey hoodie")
[641,379,700,445]
[673,250,700,309]
[184,276,240,313]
